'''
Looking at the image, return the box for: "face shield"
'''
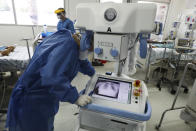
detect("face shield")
[57,12,64,19]
[55,8,65,19]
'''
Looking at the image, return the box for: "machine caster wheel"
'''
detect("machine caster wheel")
[184,88,189,94]
[170,89,176,95]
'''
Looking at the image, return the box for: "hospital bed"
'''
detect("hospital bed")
[140,41,175,83]
[149,45,196,64]
[139,41,196,83]
[0,46,33,72]
[0,46,33,113]
[143,20,196,82]
[139,40,196,95]
[156,63,196,130]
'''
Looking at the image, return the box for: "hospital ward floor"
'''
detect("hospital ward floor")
[0,62,196,131]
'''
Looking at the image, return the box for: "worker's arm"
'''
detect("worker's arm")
[79,59,95,77]
[40,37,79,103]
[67,20,76,34]
[57,21,61,31]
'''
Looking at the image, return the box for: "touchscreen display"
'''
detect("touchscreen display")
[93,77,132,103]
[94,80,120,98]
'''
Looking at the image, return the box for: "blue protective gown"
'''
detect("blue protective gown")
[80,31,94,51]
[57,18,75,34]
[6,30,95,131]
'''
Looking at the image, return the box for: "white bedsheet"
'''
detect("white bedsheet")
[136,47,196,69]
[150,48,196,64]
[0,46,33,72]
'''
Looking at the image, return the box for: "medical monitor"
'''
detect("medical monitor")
[176,38,192,47]
[92,77,132,104]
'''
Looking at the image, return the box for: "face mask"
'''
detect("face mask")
[57,15,61,19]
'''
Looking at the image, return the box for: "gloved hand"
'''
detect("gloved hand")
[72,33,81,47]
[75,95,92,107]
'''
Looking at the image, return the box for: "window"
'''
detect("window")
[100,0,123,3]
[36,0,64,25]
[0,0,15,24]
[14,0,64,25]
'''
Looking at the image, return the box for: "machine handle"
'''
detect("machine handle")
[79,89,86,95]
[79,90,152,121]
[79,89,93,96]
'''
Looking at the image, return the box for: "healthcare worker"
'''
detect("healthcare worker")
[6,29,95,131]
[55,8,75,34]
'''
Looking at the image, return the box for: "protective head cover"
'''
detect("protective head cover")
[54,8,65,14]
[79,30,94,60]
[55,8,65,19]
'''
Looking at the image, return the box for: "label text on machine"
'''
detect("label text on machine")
[97,41,113,47]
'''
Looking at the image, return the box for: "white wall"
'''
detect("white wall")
[0,0,98,46]
[177,9,196,39]
[133,0,170,3]
[163,0,187,39]
[0,25,56,46]
[0,25,34,46]
[134,0,192,40]
[186,0,196,9]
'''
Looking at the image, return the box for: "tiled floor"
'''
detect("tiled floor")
[0,62,196,131]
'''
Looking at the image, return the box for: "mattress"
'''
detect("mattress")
[150,47,196,63]
[0,46,33,72]
[136,44,196,69]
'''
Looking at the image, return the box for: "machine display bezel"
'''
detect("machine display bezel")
[92,77,132,103]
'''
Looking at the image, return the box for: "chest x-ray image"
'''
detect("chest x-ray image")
[94,79,120,98]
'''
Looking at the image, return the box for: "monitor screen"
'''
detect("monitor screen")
[92,77,132,104]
